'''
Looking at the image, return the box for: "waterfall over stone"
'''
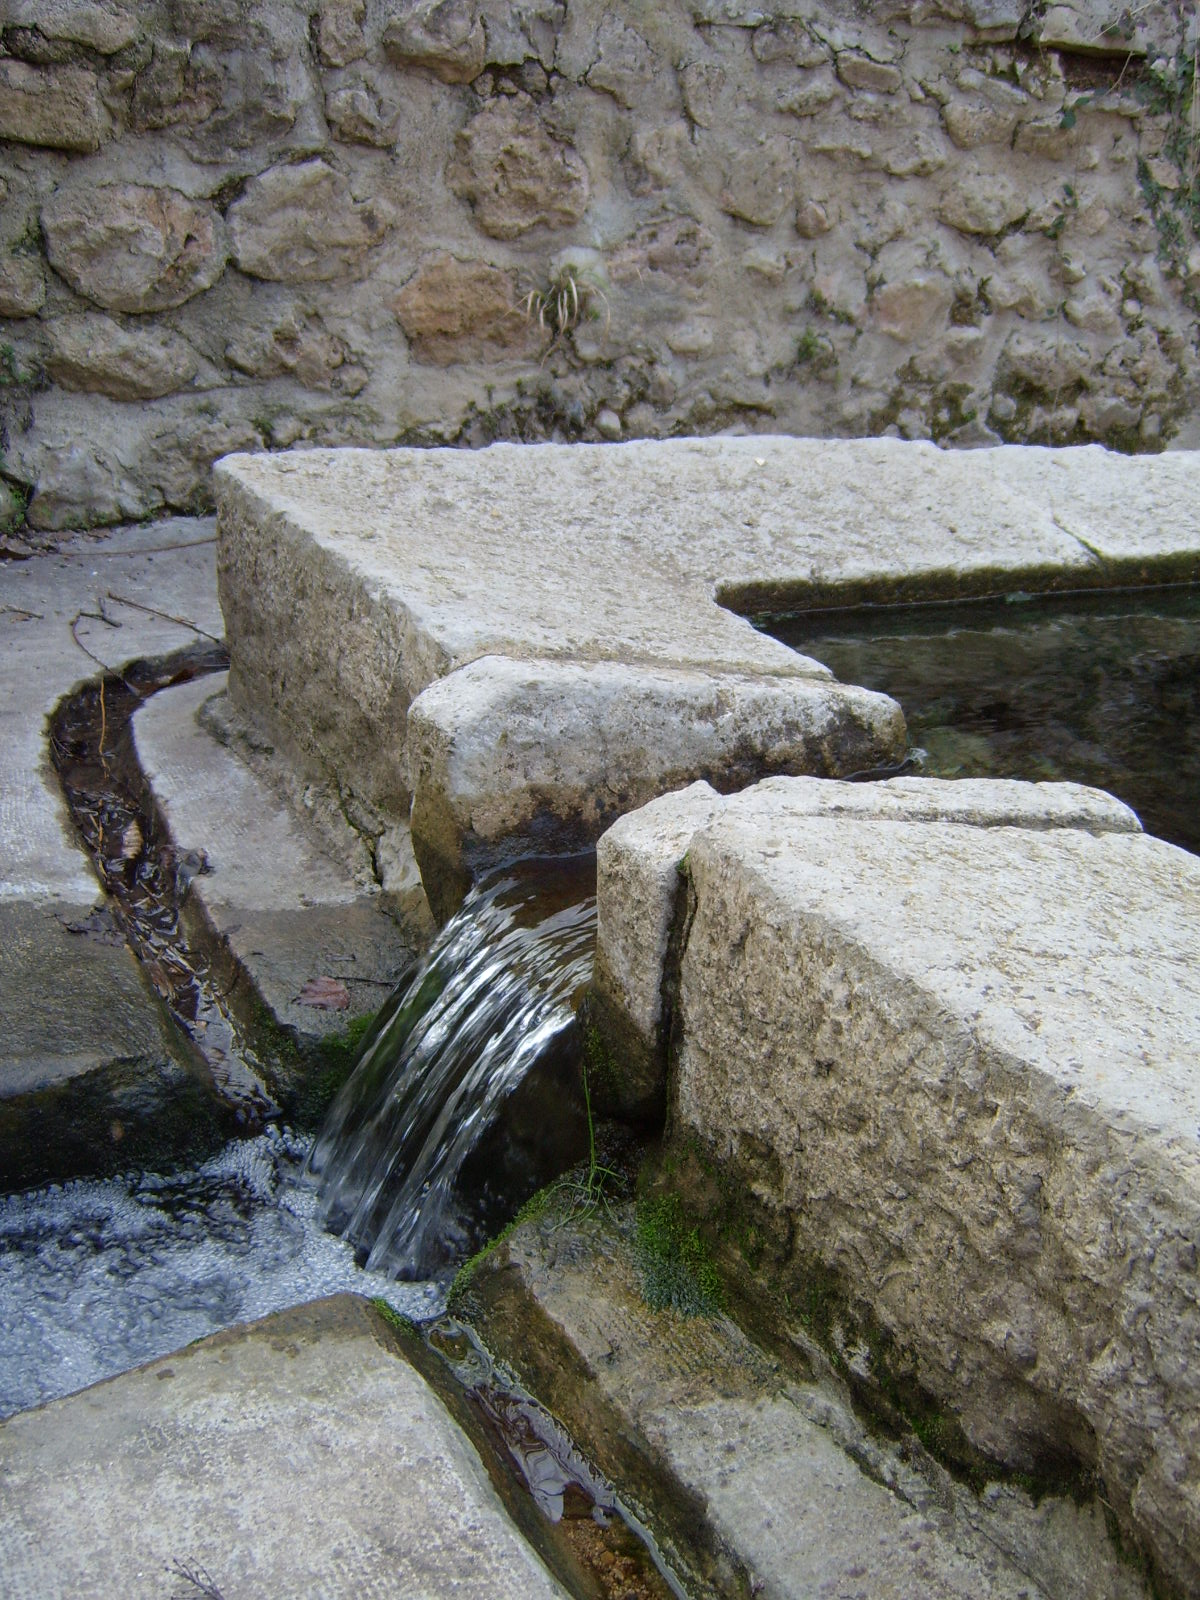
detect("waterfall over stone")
[307,856,597,1280]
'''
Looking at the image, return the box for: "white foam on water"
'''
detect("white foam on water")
[0,1126,443,1419]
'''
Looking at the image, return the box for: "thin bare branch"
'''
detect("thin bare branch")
[105,591,223,644]
[68,610,116,670]
[80,535,217,559]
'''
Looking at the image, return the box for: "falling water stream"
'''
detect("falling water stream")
[308,855,597,1280]
[0,646,590,1413]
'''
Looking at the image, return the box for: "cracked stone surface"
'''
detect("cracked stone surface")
[0,1295,569,1600]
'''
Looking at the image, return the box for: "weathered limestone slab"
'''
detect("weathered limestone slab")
[447,98,590,238]
[217,437,1198,914]
[45,314,200,402]
[0,1295,569,1600]
[467,1203,1145,1600]
[593,774,1200,1597]
[407,654,903,919]
[593,774,1143,1117]
[214,438,924,913]
[3,0,140,54]
[227,159,392,283]
[394,253,545,366]
[41,183,228,314]
[995,445,1200,569]
[0,254,45,319]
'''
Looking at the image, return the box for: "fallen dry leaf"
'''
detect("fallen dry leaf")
[295,976,352,1011]
[56,905,125,946]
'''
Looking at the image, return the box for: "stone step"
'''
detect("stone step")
[462,1201,1145,1600]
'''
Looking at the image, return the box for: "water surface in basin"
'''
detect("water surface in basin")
[765,585,1200,854]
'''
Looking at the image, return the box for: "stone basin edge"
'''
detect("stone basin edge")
[213,437,1200,923]
[590,774,1200,1600]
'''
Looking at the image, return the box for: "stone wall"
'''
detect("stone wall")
[1,0,1198,537]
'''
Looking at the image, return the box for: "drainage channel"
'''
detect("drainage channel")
[48,640,276,1124]
[39,645,690,1600]
[410,1314,686,1600]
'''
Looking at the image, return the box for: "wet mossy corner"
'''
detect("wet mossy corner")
[638,1131,1166,1585]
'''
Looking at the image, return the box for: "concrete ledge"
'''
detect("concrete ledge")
[132,675,422,1077]
[593,776,1200,1597]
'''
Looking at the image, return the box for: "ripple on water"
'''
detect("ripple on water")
[0,1127,443,1419]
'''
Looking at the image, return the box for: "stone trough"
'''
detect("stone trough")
[594,775,1200,1597]
[215,435,1200,921]
[213,434,1200,1594]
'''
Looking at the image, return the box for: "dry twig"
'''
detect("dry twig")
[106,591,222,644]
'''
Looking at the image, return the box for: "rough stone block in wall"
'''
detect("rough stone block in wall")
[0,0,1197,532]
[0,59,109,152]
[227,159,394,282]
[40,184,229,312]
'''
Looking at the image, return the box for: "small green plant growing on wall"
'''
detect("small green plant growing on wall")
[1043,181,1079,241]
[0,344,23,387]
[1133,38,1200,294]
[794,325,838,377]
[523,257,611,345]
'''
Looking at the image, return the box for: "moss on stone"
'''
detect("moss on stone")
[634,1192,724,1317]
[446,1184,557,1311]
[369,1296,419,1341]
[646,1132,1109,1511]
[291,1011,378,1129]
